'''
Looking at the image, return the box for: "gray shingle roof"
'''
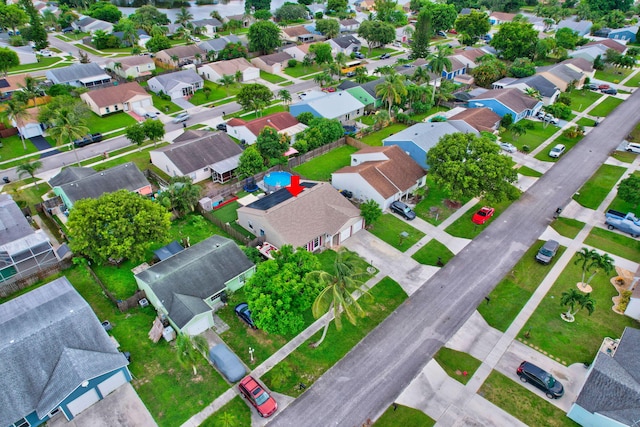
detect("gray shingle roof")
[46,63,109,84]
[57,162,150,205]
[192,18,223,27]
[135,235,254,328]
[152,131,243,175]
[0,194,34,246]
[0,277,127,422]
[198,35,243,52]
[48,166,97,187]
[384,122,479,152]
[516,74,559,97]
[332,35,361,49]
[338,77,385,98]
[574,327,640,424]
[149,69,203,92]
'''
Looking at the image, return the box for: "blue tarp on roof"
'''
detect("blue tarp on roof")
[154,241,184,261]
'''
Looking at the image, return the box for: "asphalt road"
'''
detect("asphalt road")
[270,91,640,427]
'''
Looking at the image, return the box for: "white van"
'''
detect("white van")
[625,142,640,154]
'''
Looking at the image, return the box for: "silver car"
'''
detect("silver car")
[172,112,190,123]
[549,144,565,158]
[499,142,517,153]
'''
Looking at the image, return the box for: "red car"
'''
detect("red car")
[239,376,278,417]
[598,84,610,90]
[472,206,495,225]
[322,87,336,92]
[448,29,458,34]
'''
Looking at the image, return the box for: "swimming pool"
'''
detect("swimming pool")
[263,171,292,192]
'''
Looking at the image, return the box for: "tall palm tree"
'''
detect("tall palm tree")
[560,289,595,321]
[411,65,430,85]
[17,76,43,108]
[428,44,453,104]
[584,252,615,287]
[2,100,29,150]
[150,25,167,38]
[374,65,394,76]
[354,66,369,83]
[175,333,208,375]
[175,7,194,28]
[218,74,236,96]
[574,248,600,286]
[375,73,407,115]
[16,160,43,189]
[278,89,292,105]
[335,52,348,68]
[309,248,372,348]
[46,109,89,166]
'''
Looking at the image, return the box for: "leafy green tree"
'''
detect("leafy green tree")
[0,4,28,36]
[237,145,266,178]
[256,126,288,162]
[490,21,538,61]
[315,18,340,39]
[19,0,49,50]
[158,177,202,218]
[1,100,28,149]
[87,2,122,23]
[16,160,42,189]
[248,20,281,55]
[296,112,315,125]
[327,0,348,12]
[175,333,208,375]
[67,190,171,264]
[246,0,271,11]
[218,74,236,96]
[455,11,491,45]
[146,35,171,53]
[584,0,632,15]
[419,2,458,33]
[236,83,273,115]
[509,57,536,78]
[374,0,407,24]
[560,288,595,321]
[535,38,556,61]
[360,199,382,227]
[218,42,248,61]
[470,55,507,87]
[126,123,146,146]
[410,9,432,59]
[358,20,396,55]
[129,5,170,33]
[617,174,640,209]
[427,132,519,203]
[355,66,369,83]
[244,245,323,335]
[309,43,333,65]
[0,47,19,76]
[142,119,165,146]
[555,27,580,50]
[309,248,372,347]
[275,3,308,21]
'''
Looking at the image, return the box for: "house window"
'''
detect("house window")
[114,105,119,111]
[48,407,61,417]
[238,273,246,284]
[309,236,322,250]
[209,289,226,302]
[248,221,253,230]
[105,107,110,113]
[11,418,30,427]
[260,229,265,236]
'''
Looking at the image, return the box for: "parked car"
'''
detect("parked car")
[339,189,353,199]
[380,53,391,59]
[239,376,278,417]
[625,142,640,154]
[472,206,495,225]
[190,36,201,42]
[437,30,447,37]
[216,123,227,131]
[602,88,618,95]
[585,83,598,90]
[549,144,565,158]
[143,111,158,119]
[209,343,247,382]
[354,52,365,59]
[172,112,190,123]
[499,142,517,153]
[390,201,416,220]
[598,84,610,90]
[73,133,103,147]
[38,49,53,57]
[234,302,257,329]
[536,110,546,119]
[61,27,73,33]
[482,34,492,41]
[517,361,564,399]
[346,71,356,77]
[544,114,559,125]
[535,239,559,264]
[448,28,458,34]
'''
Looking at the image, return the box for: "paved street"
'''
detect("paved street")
[269,90,640,425]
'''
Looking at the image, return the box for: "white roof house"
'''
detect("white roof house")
[289,91,367,124]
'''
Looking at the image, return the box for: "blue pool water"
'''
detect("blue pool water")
[263,171,292,192]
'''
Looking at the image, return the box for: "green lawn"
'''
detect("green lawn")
[576,117,597,127]
[8,56,66,73]
[589,96,624,117]
[261,277,407,397]
[611,150,637,163]
[572,164,626,209]
[567,90,603,112]
[477,242,566,332]
[480,371,580,427]
[409,106,449,123]
[0,134,40,162]
[374,404,435,427]
[624,71,640,87]
[445,196,517,239]
[368,214,426,252]
[521,254,640,364]
[584,227,640,261]
[360,123,409,146]
[210,201,254,238]
[260,70,287,84]
[189,80,242,105]
[607,171,640,214]
[499,120,558,152]
[77,44,104,56]
[284,63,324,78]
[517,165,543,177]
[534,134,584,162]
[85,111,137,133]
[201,396,251,427]
[414,175,467,225]
[551,217,585,239]
[434,347,482,385]
[365,47,396,58]
[411,239,454,266]
[595,67,633,83]
[292,145,357,181]
[151,93,182,114]
[232,104,287,121]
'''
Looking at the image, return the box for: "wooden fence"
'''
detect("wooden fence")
[0,260,72,298]
[199,207,264,248]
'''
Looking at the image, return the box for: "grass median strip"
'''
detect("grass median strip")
[201,395,251,427]
[434,347,482,385]
[369,214,426,252]
[411,239,454,266]
[373,404,435,426]
[572,164,626,209]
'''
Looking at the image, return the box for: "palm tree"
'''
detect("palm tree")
[218,74,236,96]
[372,110,390,130]
[46,109,90,166]
[584,252,615,287]
[375,73,407,115]
[194,53,202,64]
[17,76,43,108]
[411,66,430,85]
[574,247,599,286]
[278,89,292,105]
[235,70,243,84]
[2,100,29,150]
[16,160,43,189]
[302,55,314,68]
[509,120,533,141]
[428,44,453,104]
[175,333,208,375]
[335,52,348,68]
[170,54,180,68]
[150,25,167,38]
[309,248,372,348]
[326,63,341,81]
[560,289,595,322]
[355,66,369,83]
[524,87,542,101]
[175,7,194,27]
[374,65,394,76]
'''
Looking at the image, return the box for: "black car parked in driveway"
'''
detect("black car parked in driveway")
[517,361,564,399]
[73,133,103,147]
[235,302,257,329]
[390,201,416,220]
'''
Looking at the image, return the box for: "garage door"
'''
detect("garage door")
[141,98,152,107]
[340,227,351,243]
[351,219,363,233]
[186,315,211,336]
[98,371,127,398]
[67,388,100,417]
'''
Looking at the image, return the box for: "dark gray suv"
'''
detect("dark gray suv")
[535,240,559,265]
[517,361,564,399]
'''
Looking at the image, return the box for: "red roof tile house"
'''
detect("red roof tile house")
[237,181,363,252]
[225,112,307,145]
[331,146,426,210]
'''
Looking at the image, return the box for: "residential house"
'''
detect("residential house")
[442,56,467,80]
[14,107,44,138]
[290,90,366,124]
[224,14,254,28]
[359,0,375,11]
[111,29,148,47]
[192,18,223,37]
[46,63,111,88]
[556,18,593,36]
[226,112,307,145]
[624,271,640,320]
[608,26,638,43]
[562,57,595,80]
[328,34,361,55]
[583,38,627,54]
[337,79,381,108]
[80,82,152,116]
[198,35,244,58]
[448,107,502,133]
[197,57,259,83]
[149,130,243,183]
[340,18,360,32]
[0,194,56,286]
[522,14,546,32]
[0,277,131,426]
[332,145,426,210]
[283,43,313,61]
[467,88,542,123]
[383,122,479,169]
[395,24,414,43]
[570,44,609,63]
[488,11,516,25]
[450,47,493,70]
[147,70,204,99]
[567,327,640,426]
[72,16,113,33]
[537,61,586,91]
[492,74,560,105]
[155,45,206,67]
[237,181,364,251]
[0,74,28,100]
[105,55,156,79]
[251,52,293,74]
[593,27,612,38]
[134,235,256,336]
[51,162,152,209]
[281,25,318,43]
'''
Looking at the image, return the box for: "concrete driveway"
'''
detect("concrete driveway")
[48,383,157,427]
